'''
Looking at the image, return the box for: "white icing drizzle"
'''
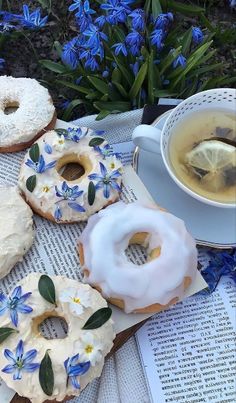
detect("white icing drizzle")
[0,274,115,403]
[0,186,34,279]
[79,202,198,313]
[0,76,55,147]
[18,129,123,222]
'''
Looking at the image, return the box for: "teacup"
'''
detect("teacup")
[132,88,236,208]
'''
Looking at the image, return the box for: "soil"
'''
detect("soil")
[0,0,235,119]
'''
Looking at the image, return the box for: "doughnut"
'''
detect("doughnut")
[18,127,123,223]
[78,201,198,314]
[0,76,56,153]
[0,185,34,279]
[0,273,115,403]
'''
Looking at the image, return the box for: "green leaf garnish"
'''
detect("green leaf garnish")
[82,307,112,330]
[0,327,18,344]
[26,175,36,193]
[39,350,54,396]
[88,181,96,206]
[89,137,104,147]
[55,128,68,136]
[38,275,56,305]
[29,143,40,163]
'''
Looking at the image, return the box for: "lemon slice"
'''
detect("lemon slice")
[186,140,236,172]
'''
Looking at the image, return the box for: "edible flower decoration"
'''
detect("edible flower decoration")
[25,155,56,174]
[88,162,121,198]
[77,333,103,366]
[59,288,91,315]
[54,181,85,220]
[54,127,89,144]
[53,135,66,152]
[2,340,40,380]
[34,178,54,198]
[94,143,112,158]
[64,354,90,389]
[0,286,32,327]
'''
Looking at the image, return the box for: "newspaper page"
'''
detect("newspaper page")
[136,274,236,403]
[0,121,206,401]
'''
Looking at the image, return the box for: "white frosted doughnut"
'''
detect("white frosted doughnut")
[79,202,198,313]
[18,127,123,223]
[0,186,34,279]
[0,273,115,403]
[0,76,56,152]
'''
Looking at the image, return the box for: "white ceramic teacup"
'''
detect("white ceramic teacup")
[132,88,236,208]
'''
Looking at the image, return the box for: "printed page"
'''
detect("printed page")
[0,121,205,401]
[136,276,236,403]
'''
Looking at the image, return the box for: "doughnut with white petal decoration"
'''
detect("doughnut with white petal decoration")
[0,76,56,153]
[18,127,123,223]
[0,185,34,279]
[78,201,198,314]
[0,273,115,403]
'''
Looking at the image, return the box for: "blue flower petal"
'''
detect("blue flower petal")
[0,305,7,315]
[110,169,121,179]
[88,173,103,181]
[16,340,24,359]
[44,143,52,154]
[10,309,18,327]
[0,293,7,304]
[68,202,86,212]
[62,181,68,192]
[71,375,81,389]
[11,286,22,300]
[23,363,40,372]
[4,349,16,363]
[2,364,15,374]
[99,162,107,177]
[18,292,32,304]
[110,181,122,192]
[55,186,64,198]
[103,183,110,199]
[17,304,33,314]
[54,205,62,221]
[13,368,22,380]
[23,349,37,364]
[25,159,36,170]
[71,361,91,376]
[45,161,57,170]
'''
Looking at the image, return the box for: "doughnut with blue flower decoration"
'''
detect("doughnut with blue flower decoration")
[0,273,115,402]
[18,126,123,223]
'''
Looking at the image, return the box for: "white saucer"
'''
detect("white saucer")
[133,112,236,248]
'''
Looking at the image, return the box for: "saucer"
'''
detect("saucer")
[133,112,236,248]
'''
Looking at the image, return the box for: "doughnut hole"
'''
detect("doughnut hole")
[56,153,92,182]
[32,312,68,339]
[125,232,161,265]
[3,101,19,115]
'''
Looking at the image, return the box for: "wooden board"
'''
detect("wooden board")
[11,319,147,403]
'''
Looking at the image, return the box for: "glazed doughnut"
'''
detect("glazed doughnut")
[0,185,34,279]
[0,76,56,153]
[18,127,123,223]
[78,202,198,313]
[0,273,115,403]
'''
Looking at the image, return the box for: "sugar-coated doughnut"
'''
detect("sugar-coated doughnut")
[0,186,34,279]
[78,202,198,313]
[0,76,56,153]
[0,273,115,403]
[18,127,123,223]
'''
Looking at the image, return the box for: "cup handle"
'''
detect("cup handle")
[132,124,161,154]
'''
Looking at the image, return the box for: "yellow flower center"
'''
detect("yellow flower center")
[85,344,93,354]
[110,162,115,169]
[58,139,64,145]
[72,297,81,304]
[42,185,50,193]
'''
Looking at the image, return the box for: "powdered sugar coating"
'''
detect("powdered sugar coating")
[0,76,55,147]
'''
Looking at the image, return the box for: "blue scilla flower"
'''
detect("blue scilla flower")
[25,155,56,174]
[200,250,236,293]
[129,9,145,31]
[64,354,90,389]
[83,24,108,50]
[69,0,82,12]
[102,68,109,78]
[18,5,48,28]
[150,29,165,50]
[112,43,127,56]
[0,21,16,32]
[2,340,39,380]
[130,60,139,76]
[55,181,85,215]
[173,54,186,69]
[0,58,5,70]
[88,162,121,198]
[101,0,133,25]
[95,15,106,29]
[44,143,52,154]
[64,127,87,142]
[192,27,204,45]
[76,0,95,17]
[126,29,144,56]
[61,36,81,70]
[84,56,99,71]
[154,13,173,29]
[0,286,32,327]
[94,144,113,158]
[229,0,236,8]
